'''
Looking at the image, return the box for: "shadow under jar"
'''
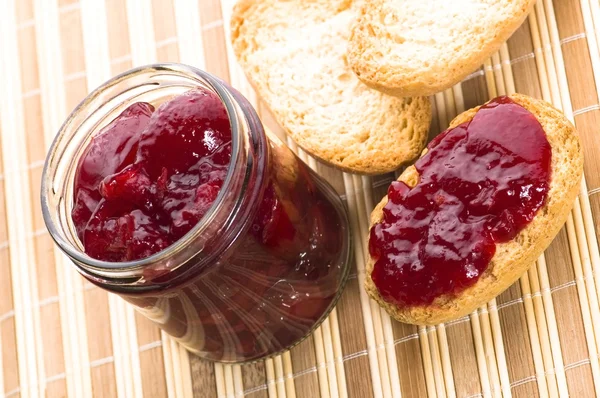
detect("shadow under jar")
[41,64,351,363]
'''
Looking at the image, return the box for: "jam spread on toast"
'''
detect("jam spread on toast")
[369,96,551,306]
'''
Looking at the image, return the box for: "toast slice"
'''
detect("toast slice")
[348,0,535,97]
[231,0,432,175]
[366,94,583,325]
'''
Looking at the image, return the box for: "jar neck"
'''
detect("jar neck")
[41,64,269,291]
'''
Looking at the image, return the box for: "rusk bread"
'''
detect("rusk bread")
[366,94,583,325]
[348,0,535,97]
[231,0,432,175]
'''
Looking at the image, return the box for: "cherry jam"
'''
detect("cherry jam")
[52,68,350,363]
[73,89,232,261]
[369,96,551,307]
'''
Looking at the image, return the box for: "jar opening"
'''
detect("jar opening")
[41,63,263,282]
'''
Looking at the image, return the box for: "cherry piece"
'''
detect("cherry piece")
[72,102,154,236]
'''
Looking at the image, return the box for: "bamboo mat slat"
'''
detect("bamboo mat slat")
[2,0,600,397]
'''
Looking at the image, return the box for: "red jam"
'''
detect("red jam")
[73,89,231,261]
[369,96,551,307]
[71,87,348,362]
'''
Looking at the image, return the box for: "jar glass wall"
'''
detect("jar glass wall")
[41,64,351,363]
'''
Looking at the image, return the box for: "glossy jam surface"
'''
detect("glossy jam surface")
[369,96,551,306]
[72,89,232,261]
[71,88,348,362]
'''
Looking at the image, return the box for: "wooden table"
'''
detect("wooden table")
[1,0,600,396]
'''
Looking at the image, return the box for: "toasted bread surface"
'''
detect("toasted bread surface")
[231,0,432,175]
[348,0,535,97]
[365,94,583,325]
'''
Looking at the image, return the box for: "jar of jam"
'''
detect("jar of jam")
[41,64,351,363]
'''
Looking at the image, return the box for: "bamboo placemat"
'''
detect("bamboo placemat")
[1,0,600,397]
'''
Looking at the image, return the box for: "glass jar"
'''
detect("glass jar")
[41,63,351,363]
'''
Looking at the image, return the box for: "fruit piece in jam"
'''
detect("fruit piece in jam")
[72,89,232,261]
[72,102,153,239]
[368,96,552,307]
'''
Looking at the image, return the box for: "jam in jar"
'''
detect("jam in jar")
[41,64,351,363]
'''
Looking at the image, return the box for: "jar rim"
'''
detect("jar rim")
[41,63,252,276]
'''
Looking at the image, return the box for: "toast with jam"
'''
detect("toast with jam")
[366,94,583,325]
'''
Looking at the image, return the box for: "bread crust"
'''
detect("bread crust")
[231,0,432,175]
[348,0,535,97]
[365,94,584,325]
